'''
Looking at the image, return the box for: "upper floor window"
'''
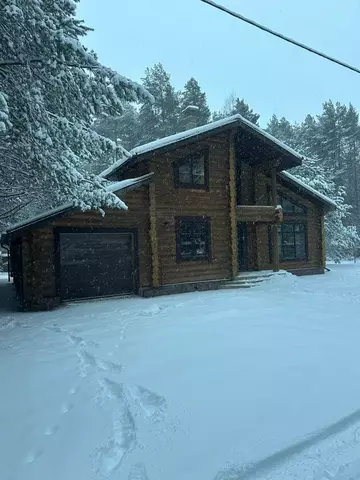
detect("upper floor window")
[174,151,209,189]
[279,195,306,215]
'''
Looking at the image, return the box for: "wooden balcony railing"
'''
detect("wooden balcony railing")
[236,205,283,223]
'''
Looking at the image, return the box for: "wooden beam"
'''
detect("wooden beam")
[229,131,238,279]
[320,213,326,270]
[271,166,280,272]
[149,183,159,287]
[237,205,279,222]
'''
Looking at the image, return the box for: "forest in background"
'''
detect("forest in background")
[94,63,360,260]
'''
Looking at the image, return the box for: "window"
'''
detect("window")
[176,217,211,261]
[278,222,307,261]
[174,151,208,189]
[279,195,305,215]
[268,194,308,262]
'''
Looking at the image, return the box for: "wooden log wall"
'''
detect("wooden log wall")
[22,187,151,309]
[229,130,238,279]
[150,132,232,285]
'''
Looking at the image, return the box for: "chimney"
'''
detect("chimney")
[179,105,200,131]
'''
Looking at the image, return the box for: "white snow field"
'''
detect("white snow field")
[1,264,360,480]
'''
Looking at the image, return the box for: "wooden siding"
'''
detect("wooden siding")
[21,187,151,309]
[150,132,232,285]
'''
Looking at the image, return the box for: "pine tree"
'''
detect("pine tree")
[213,94,260,125]
[178,77,211,129]
[94,104,141,154]
[266,115,299,147]
[316,101,348,174]
[138,63,179,143]
[0,0,152,229]
[341,103,360,228]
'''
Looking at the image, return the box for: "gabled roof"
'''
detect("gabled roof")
[279,171,337,211]
[2,173,153,241]
[101,114,305,178]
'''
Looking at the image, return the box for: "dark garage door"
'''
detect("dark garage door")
[59,231,136,300]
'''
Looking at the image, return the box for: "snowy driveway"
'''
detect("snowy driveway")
[1,265,360,480]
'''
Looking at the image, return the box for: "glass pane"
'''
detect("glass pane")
[178,220,209,259]
[281,197,305,214]
[281,198,294,213]
[192,156,205,185]
[282,246,296,260]
[283,232,295,246]
[295,231,306,258]
[178,161,192,184]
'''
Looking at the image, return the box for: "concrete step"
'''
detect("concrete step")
[220,283,253,290]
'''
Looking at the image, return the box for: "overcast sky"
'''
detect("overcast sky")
[78,0,360,126]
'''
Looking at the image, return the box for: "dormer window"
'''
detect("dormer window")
[174,151,209,189]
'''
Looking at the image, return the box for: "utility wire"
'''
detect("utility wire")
[200,0,360,76]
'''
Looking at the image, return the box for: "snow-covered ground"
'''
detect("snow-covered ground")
[1,265,360,480]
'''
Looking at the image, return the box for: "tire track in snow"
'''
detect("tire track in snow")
[213,407,360,480]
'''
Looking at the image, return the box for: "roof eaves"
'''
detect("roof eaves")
[101,114,305,179]
[279,171,337,210]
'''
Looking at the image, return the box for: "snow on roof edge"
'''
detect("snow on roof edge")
[6,174,154,234]
[279,171,337,209]
[101,114,304,178]
[106,172,153,193]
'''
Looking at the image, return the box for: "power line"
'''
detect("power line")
[200,0,360,76]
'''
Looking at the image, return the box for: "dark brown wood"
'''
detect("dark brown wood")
[229,131,238,278]
[271,166,280,272]
[149,183,159,287]
[237,205,279,222]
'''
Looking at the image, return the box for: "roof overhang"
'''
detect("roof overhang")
[102,114,304,179]
[3,173,154,242]
[278,171,337,212]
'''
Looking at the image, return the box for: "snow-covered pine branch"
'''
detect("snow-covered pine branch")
[0,0,152,230]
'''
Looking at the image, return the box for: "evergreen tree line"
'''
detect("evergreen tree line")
[94,63,360,260]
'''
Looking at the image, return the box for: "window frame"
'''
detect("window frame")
[174,150,209,190]
[278,221,308,261]
[175,216,212,262]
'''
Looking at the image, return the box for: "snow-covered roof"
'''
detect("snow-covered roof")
[106,173,153,193]
[101,114,305,178]
[3,174,153,237]
[279,171,337,210]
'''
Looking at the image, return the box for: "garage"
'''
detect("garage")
[57,229,137,300]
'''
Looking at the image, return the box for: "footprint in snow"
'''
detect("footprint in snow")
[127,384,167,422]
[77,349,123,378]
[96,399,136,475]
[24,449,42,464]
[61,402,73,414]
[44,425,59,436]
[128,463,150,480]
